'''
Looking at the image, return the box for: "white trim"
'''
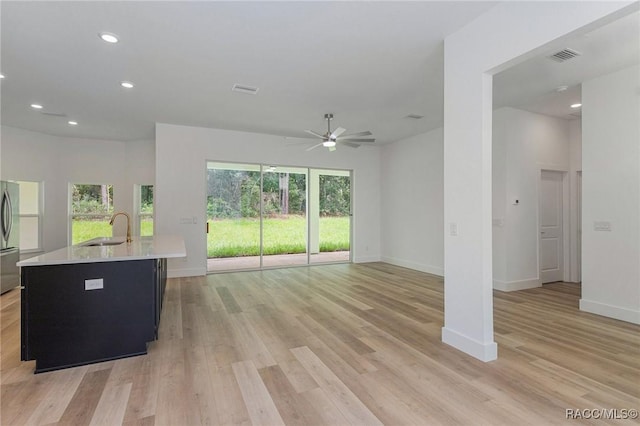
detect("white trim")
[561,171,571,282]
[536,163,568,172]
[168,267,206,278]
[381,256,443,277]
[579,299,640,325]
[493,277,541,292]
[353,255,381,264]
[441,327,497,362]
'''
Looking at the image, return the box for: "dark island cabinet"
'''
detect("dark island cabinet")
[21,258,167,373]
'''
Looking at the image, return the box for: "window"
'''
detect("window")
[70,184,113,244]
[137,184,154,236]
[17,181,43,252]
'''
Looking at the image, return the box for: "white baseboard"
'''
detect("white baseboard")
[441,327,497,362]
[353,255,382,264]
[493,278,541,292]
[579,299,640,325]
[168,267,206,278]
[381,256,444,277]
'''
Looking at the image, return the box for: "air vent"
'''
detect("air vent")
[548,48,581,63]
[232,84,259,95]
[40,111,67,117]
[405,114,424,120]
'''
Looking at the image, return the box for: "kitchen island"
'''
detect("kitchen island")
[17,235,186,373]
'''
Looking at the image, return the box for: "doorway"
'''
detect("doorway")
[539,170,565,283]
[206,161,351,272]
[576,171,582,283]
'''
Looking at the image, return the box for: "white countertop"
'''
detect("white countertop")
[17,235,186,267]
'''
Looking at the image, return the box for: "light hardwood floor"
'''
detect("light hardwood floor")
[1,263,639,425]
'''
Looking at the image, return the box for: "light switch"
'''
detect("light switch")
[594,221,612,232]
[449,222,458,236]
[85,278,104,290]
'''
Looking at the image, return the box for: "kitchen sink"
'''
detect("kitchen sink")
[85,241,124,247]
[82,238,125,247]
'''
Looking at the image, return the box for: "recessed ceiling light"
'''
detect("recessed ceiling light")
[30,104,43,109]
[99,32,119,43]
[120,81,134,89]
[68,121,78,126]
[570,103,582,108]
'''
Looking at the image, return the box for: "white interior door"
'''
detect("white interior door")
[539,170,564,283]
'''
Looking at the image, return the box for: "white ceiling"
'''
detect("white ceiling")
[1,2,638,144]
[494,9,639,121]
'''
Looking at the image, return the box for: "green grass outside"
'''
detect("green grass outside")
[207,216,349,258]
[72,216,349,258]
[72,219,153,244]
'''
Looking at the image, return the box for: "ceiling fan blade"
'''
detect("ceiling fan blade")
[339,141,361,148]
[336,131,372,139]
[330,127,346,139]
[305,130,326,139]
[338,138,375,143]
[305,143,323,152]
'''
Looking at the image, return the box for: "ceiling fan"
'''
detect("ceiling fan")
[299,113,375,152]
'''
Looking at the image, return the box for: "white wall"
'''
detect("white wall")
[569,118,582,283]
[580,65,640,324]
[442,1,634,361]
[380,128,443,276]
[0,125,155,255]
[492,107,571,291]
[155,123,381,277]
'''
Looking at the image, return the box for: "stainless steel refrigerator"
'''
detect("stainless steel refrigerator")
[1,181,20,294]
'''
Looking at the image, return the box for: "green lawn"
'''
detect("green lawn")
[72,219,153,244]
[72,216,349,258]
[207,216,349,258]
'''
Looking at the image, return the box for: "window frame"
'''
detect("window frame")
[135,184,154,237]
[17,180,44,254]
[69,183,114,245]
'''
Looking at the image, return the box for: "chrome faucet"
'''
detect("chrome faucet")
[109,212,132,243]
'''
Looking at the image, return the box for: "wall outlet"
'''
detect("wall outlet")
[449,222,458,236]
[85,278,104,290]
[593,221,612,232]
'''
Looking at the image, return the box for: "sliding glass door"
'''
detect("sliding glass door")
[310,169,351,264]
[262,166,308,268]
[207,162,261,271]
[206,161,350,273]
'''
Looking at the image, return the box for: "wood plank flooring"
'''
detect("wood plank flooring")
[1,263,639,425]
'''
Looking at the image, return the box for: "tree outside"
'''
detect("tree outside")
[71,184,114,244]
[206,167,350,259]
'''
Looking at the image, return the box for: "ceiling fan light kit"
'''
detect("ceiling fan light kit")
[302,113,375,152]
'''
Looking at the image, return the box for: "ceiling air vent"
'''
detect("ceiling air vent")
[548,48,581,63]
[40,111,67,117]
[405,114,424,120]
[232,84,259,95]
